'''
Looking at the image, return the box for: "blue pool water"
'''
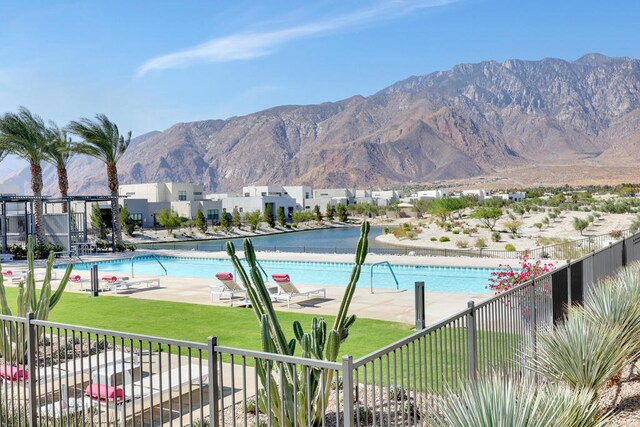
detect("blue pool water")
[65,255,499,294]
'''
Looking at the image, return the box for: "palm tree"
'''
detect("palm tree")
[44,123,74,212]
[67,114,131,246]
[0,107,51,243]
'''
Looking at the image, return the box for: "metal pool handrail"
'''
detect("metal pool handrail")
[130,254,168,277]
[369,261,399,293]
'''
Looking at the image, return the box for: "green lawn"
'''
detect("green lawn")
[2,287,413,359]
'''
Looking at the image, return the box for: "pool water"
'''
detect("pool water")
[65,255,500,294]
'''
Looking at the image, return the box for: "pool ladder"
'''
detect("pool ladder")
[131,254,168,278]
[370,261,399,294]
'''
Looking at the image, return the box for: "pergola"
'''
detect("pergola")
[0,194,120,254]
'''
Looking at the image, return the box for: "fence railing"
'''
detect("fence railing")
[2,232,640,426]
[138,229,634,260]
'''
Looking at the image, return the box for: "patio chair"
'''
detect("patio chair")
[107,277,161,294]
[271,274,326,308]
[211,272,247,305]
[2,269,27,283]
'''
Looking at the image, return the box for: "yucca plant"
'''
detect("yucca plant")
[433,374,607,427]
[530,306,633,395]
[0,235,73,363]
[226,221,370,427]
[581,267,640,360]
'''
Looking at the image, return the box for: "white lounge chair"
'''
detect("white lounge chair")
[271,274,327,308]
[108,277,161,294]
[211,272,247,305]
[87,362,209,426]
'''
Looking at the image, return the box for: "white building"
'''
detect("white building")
[461,189,486,201]
[119,182,222,226]
[493,192,526,203]
[222,195,296,218]
[416,190,449,200]
[282,185,312,210]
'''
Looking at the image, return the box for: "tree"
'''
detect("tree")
[573,217,589,236]
[44,123,74,213]
[413,199,430,217]
[90,202,107,239]
[232,207,242,229]
[219,209,230,231]
[276,206,287,227]
[471,206,503,231]
[195,208,208,234]
[503,218,523,235]
[0,107,54,243]
[156,208,181,234]
[119,203,135,236]
[68,114,131,246]
[263,204,275,228]
[325,203,334,221]
[427,199,453,222]
[336,203,348,222]
[292,211,306,226]
[313,205,322,222]
[246,210,262,231]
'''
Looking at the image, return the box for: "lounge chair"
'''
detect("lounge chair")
[211,272,247,305]
[87,362,208,426]
[2,269,26,283]
[271,274,326,308]
[108,277,161,294]
[69,274,87,290]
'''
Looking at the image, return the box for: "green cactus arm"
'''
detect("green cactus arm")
[0,274,12,316]
[225,241,264,320]
[49,262,74,310]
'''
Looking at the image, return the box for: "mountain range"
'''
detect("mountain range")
[3,53,640,195]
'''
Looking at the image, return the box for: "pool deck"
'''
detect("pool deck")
[18,249,537,326]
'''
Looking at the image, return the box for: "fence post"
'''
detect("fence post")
[208,337,219,427]
[26,312,37,427]
[566,259,572,307]
[466,301,477,381]
[622,237,628,267]
[415,282,426,330]
[342,355,355,427]
[529,279,537,365]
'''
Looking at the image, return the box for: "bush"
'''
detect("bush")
[452,229,460,235]
[430,237,437,241]
[474,238,487,248]
[491,231,501,242]
[455,239,469,248]
[439,236,450,242]
[504,243,516,251]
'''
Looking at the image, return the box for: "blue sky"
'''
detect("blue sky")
[1,0,639,142]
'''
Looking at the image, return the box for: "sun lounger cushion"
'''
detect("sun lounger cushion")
[70,274,81,281]
[272,274,290,282]
[215,272,234,281]
[85,384,124,401]
[2,270,12,275]
[0,365,28,381]
[102,275,118,282]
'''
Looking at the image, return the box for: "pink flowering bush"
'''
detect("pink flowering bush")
[488,253,556,295]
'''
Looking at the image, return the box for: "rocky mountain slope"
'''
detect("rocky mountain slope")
[7,54,640,195]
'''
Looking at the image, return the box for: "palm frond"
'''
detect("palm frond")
[0,106,51,163]
[67,113,131,165]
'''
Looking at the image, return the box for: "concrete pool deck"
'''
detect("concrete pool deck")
[21,249,539,326]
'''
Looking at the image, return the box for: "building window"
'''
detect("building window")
[305,192,310,199]
[244,193,250,197]
[130,213,142,226]
[261,192,267,196]
[193,192,202,196]
[239,207,243,213]
[178,190,187,201]
[207,209,219,220]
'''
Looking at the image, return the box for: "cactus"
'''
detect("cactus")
[0,235,74,363]
[226,221,370,426]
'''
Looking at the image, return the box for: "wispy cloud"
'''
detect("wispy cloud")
[136,0,457,76]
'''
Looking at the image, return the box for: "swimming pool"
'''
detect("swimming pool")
[65,255,501,294]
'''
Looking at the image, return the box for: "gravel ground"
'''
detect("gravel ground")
[600,360,640,426]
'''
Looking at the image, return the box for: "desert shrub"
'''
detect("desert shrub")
[430,237,437,241]
[504,243,516,251]
[474,238,487,248]
[491,231,501,242]
[439,236,450,242]
[452,229,460,235]
[455,239,469,248]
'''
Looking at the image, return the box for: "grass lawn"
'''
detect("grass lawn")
[2,287,414,359]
